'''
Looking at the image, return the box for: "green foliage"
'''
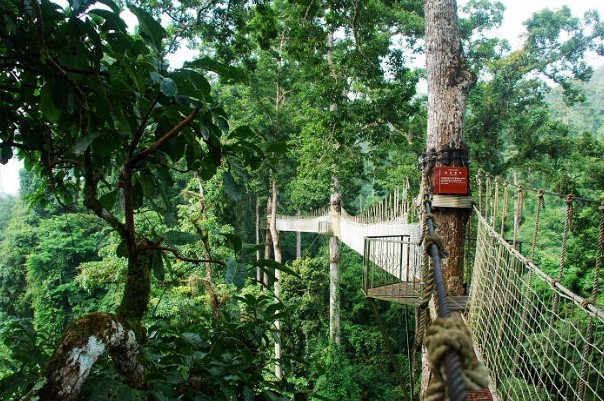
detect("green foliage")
[0,319,48,397]
[74,292,288,401]
[314,349,362,401]
[280,245,417,401]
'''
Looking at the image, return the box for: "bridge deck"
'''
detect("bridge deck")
[366,282,468,310]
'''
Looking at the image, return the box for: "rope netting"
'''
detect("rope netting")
[468,173,604,400]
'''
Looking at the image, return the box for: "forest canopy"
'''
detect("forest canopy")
[0,0,603,400]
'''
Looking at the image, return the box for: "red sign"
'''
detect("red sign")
[433,166,469,195]
[467,389,493,400]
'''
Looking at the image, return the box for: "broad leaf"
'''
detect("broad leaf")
[222,172,242,202]
[218,232,242,253]
[225,260,246,288]
[255,259,300,279]
[160,77,177,97]
[128,5,166,50]
[184,57,248,83]
[151,249,165,281]
[39,84,60,123]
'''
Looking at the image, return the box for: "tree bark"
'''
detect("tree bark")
[424,0,475,296]
[329,191,341,346]
[28,313,145,401]
[268,180,283,379]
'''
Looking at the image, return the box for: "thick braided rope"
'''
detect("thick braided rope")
[513,185,523,246]
[417,206,450,349]
[493,177,500,227]
[424,316,490,401]
[476,172,483,214]
[577,200,604,399]
[417,213,434,348]
[499,181,509,237]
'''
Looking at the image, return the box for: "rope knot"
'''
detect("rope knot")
[537,190,545,209]
[424,234,450,259]
[424,316,490,401]
[424,213,439,228]
[581,299,594,309]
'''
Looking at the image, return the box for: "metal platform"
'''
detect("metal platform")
[366,282,468,310]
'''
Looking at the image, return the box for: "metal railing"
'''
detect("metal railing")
[363,235,422,301]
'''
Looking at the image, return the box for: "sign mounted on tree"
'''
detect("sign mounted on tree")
[433,166,469,195]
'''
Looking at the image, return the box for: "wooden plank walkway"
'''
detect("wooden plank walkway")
[366,282,468,310]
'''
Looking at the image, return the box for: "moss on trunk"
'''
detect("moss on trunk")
[117,239,155,337]
[30,313,145,401]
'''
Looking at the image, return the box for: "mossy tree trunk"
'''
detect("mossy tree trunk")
[28,313,145,401]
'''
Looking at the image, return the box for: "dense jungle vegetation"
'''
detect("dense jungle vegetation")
[0,0,603,400]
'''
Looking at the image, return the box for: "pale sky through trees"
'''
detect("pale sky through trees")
[0,0,602,196]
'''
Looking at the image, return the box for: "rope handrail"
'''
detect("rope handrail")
[474,170,600,204]
[472,205,604,321]
[468,203,604,400]
[422,200,468,401]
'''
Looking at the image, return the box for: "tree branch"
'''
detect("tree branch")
[153,245,227,267]
[129,91,162,157]
[126,106,200,168]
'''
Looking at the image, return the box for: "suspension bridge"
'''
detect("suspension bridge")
[275,174,604,401]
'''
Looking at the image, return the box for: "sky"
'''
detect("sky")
[1,0,603,197]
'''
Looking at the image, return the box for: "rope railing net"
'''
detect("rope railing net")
[468,205,604,400]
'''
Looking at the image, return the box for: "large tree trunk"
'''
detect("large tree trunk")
[28,313,145,401]
[268,180,283,379]
[423,0,475,296]
[329,191,341,346]
[197,177,221,320]
[116,242,156,335]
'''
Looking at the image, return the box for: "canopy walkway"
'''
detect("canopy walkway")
[275,174,604,401]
